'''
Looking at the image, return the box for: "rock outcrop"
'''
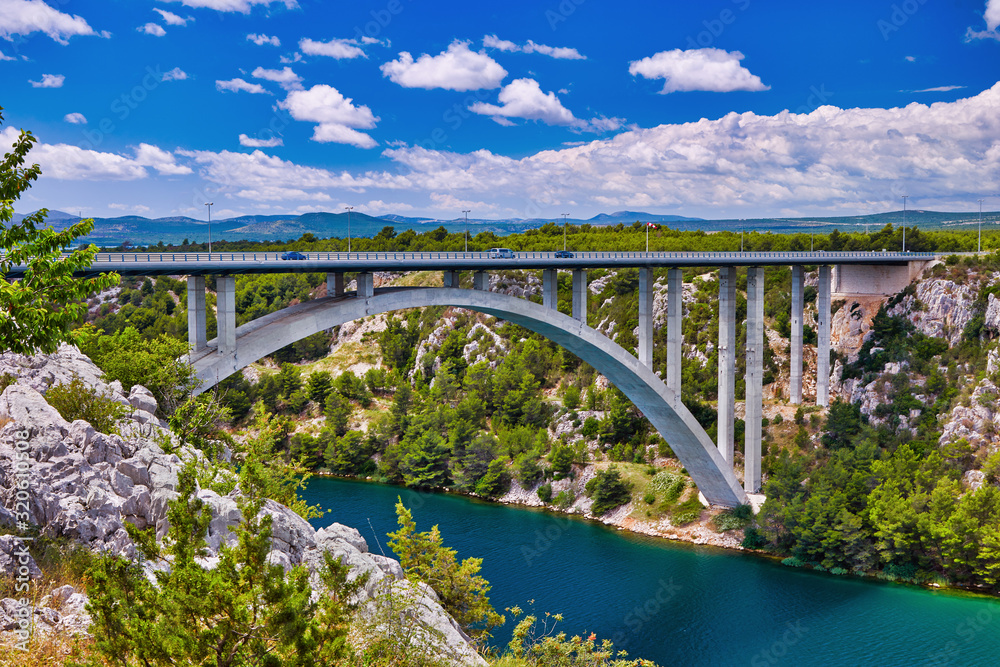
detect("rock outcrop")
[0,346,485,666]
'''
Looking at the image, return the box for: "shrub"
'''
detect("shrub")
[712,504,753,531]
[643,491,656,505]
[46,375,128,435]
[648,471,687,503]
[782,556,806,568]
[584,466,633,515]
[549,445,574,479]
[537,482,553,503]
[553,490,575,509]
[741,526,768,549]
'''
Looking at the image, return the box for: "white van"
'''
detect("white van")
[488,248,516,259]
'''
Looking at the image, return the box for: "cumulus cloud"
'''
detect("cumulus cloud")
[139,23,167,37]
[381,40,507,91]
[0,0,99,44]
[239,133,283,147]
[158,0,298,14]
[483,34,585,60]
[278,84,379,148]
[153,8,192,26]
[988,0,1000,30]
[108,203,152,214]
[162,68,188,82]
[629,48,769,94]
[0,127,148,181]
[247,33,280,46]
[299,37,365,59]
[63,113,87,124]
[216,78,271,94]
[470,78,576,126]
[133,144,192,175]
[252,66,302,90]
[29,73,64,88]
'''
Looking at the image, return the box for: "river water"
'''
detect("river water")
[302,477,1000,666]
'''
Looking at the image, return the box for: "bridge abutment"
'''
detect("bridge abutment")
[443,270,459,288]
[718,267,736,464]
[358,272,374,298]
[638,268,654,368]
[542,269,558,309]
[745,266,765,493]
[790,265,804,404]
[327,273,344,297]
[572,269,587,323]
[817,265,831,406]
[187,276,207,352]
[217,275,236,357]
[666,268,682,405]
[474,270,489,291]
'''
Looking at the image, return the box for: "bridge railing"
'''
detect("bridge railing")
[89,250,939,262]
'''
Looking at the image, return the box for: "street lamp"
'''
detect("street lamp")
[901,195,908,252]
[204,202,213,253]
[463,209,470,253]
[344,206,353,253]
[740,219,745,252]
[561,213,569,251]
[979,199,985,253]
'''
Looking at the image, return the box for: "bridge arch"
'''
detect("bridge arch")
[191,287,748,507]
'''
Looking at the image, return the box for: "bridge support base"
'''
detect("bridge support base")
[790,266,804,404]
[217,275,236,357]
[542,269,557,309]
[666,268,682,405]
[443,270,459,288]
[638,268,654,368]
[718,267,736,464]
[327,273,344,297]
[474,271,489,291]
[187,276,207,352]
[358,273,374,298]
[572,270,587,323]
[745,266,764,494]
[817,265,831,407]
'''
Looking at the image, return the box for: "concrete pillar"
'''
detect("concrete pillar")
[790,265,804,404]
[216,275,236,358]
[326,273,344,297]
[718,267,736,464]
[542,269,558,309]
[187,275,208,352]
[638,268,654,368]
[666,268,682,405]
[817,265,832,407]
[442,270,459,288]
[357,272,374,298]
[745,266,765,493]
[473,270,489,291]
[572,269,587,323]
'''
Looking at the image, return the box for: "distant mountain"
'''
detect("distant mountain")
[588,211,704,223]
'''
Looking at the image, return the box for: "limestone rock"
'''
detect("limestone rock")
[0,535,42,580]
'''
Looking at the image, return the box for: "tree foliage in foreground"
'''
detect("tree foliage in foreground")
[0,107,119,354]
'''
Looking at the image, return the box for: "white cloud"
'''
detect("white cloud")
[913,85,966,93]
[278,84,379,148]
[133,144,192,175]
[139,23,167,37]
[483,34,585,60]
[299,37,365,59]
[280,52,302,63]
[108,203,152,214]
[29,73,64,88]
[63,112,87,124]
[0,0,98,44]
[162,68,188,82]
[0,126,148,181]
[381,40,507,91]
[0,50,13,61]
[905,55,917,62]
[247,33,280,46]
[239,133,283,147]
[629,48,769,94]
[429,192,499,213]
[987,0,1000,30]
[153,9,192,26]
[470,78,576,126]
[216,78,271,94]
[252,66,302,90]
[158,0,298,14]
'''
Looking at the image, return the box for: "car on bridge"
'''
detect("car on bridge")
[488,247,516,259]
[281,251,308,260]
[554,250,574,258]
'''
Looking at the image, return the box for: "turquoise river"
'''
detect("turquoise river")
[302,477,1000,666]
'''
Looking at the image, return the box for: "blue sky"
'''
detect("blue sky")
[1,0,999,222]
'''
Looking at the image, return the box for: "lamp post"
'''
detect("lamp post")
[463,209,470,253]
[561,213,569,251]
[204,202,213,253]
[979,199,985,253]
[901,195,908,252]
[344,206,353,253]
[740,219,745,252]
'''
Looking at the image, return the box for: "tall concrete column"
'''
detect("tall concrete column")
[327,273,344,297]
[542,269,558,309]
[717,267,737,464]
[666,268,683,405]
[572,269,587,323]
[216,275,236,358]
[745,266,765,493]
[442,270,459,288]
[187,276,207,352]
[357,272,374,298]
[473,270,489,291]
[638,268,654,368]
[790,265,804,404]
[817,265,832,407]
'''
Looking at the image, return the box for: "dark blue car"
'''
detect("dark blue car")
[281,251,307,260]
[554,250,574,258]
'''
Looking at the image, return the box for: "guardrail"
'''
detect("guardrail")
[89,250,939,262]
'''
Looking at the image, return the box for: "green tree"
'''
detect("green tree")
[585,466,634,515]
[0,109,119,355]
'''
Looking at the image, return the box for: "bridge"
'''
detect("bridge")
[32,250,935,507]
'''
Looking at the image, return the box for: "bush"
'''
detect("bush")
[584,466,633,515]
[712,504,753,531]
[781,556,806,568]
[554,490,575,509]
[740,526,768,549]
[46,375,129,435]
[643,491,656,505]
[648,471,687,503]
[537,482,553,503]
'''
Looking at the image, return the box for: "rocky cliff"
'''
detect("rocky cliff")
[0,346,485,666]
